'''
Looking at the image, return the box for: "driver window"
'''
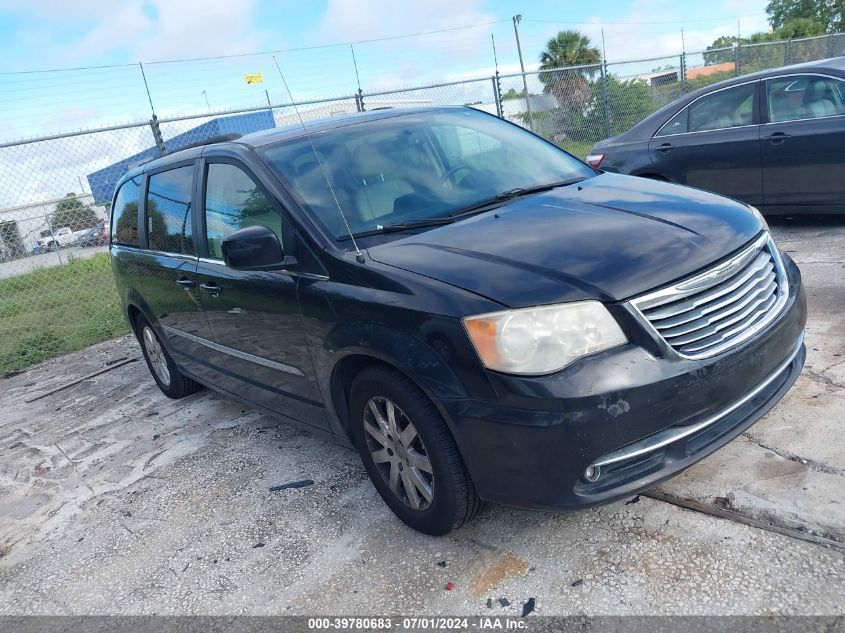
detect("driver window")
[767,75,845,122]
[204,163,283,260]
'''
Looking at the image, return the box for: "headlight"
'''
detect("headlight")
[463,301,627,375]
[748,205,768,231]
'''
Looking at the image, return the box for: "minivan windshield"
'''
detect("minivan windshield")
[262,109,594,241]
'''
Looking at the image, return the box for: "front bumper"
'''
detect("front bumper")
[439,254,807,510]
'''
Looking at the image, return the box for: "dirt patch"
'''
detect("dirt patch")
[470,551,529,598]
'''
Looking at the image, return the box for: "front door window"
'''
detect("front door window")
[203,163,282,260]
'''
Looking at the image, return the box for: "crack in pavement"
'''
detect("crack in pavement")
[644,489,845,552]
[802,368,845,392]
[741,432,845,477]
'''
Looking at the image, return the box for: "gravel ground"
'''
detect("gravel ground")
[0,218,843,616]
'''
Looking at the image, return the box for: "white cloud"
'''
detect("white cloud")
[1,0,272,68]
[134,0,272,62]
[312,0,501,85]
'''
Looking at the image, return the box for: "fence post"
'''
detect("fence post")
[493,74,504,118]
[600,61,611,138]
[355,89,365,113]
[46,223,63,266]
[680,53,687,94]
[785,39,792,65]
[149,115,166,156]
[734,43,741,77]
[828,33,834,58]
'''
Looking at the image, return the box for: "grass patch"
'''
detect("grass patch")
[0,254,129,375]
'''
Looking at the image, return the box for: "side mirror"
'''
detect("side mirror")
[221,225,295,271]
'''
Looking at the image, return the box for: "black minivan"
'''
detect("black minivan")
[110,106,806,535]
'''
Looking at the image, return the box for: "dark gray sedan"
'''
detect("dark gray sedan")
[588,57,845,215]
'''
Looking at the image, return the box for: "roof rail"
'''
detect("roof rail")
[164,133,243,155]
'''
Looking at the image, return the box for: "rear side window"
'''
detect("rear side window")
[111,176,141,246]
[204,163,282,260]
[146,165,195,255]
[687,83,755,132]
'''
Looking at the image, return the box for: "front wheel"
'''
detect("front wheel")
[349,366,483,535]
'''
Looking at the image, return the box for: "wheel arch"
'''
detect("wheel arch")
[329,350,466,447]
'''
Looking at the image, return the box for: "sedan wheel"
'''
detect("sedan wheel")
[363,396,434,511]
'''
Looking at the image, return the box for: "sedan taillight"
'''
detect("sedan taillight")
[585,153,605,168]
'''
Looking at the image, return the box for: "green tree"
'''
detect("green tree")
[766,0,844,32]
[539,30,602,68]
[574,75,658,139]
[51,193,100,231]
[703,36,744,65]
[538,30,602,110]
[502,87,527,100]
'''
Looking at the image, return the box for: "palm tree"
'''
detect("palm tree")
[538,30,602,110]
[540,30,602,69]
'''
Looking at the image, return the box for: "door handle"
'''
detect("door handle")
[657,143,673,153]
[176,278,195,288]
[199,282,222,297]
[765,132,790,144]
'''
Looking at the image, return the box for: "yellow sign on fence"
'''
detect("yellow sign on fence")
[244,72,263,85]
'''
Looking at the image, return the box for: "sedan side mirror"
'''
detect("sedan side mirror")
[221,225,296,271]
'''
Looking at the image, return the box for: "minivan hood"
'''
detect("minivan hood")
[367,172,763,308]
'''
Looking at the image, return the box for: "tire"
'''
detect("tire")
[349,366,484,535]
[134,314,202,399]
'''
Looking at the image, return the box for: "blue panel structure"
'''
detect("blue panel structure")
[87,111,275,204]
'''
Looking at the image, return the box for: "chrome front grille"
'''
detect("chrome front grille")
[630,233,789,359]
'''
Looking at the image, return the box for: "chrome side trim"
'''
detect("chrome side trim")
[161,325,304,376]
[197,256,330,281]
[590,333,803,468]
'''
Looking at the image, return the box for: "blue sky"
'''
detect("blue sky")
[0,0,777,209]
[0,0,772,138]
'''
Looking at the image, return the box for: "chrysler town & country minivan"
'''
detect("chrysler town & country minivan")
[110,107,806,535]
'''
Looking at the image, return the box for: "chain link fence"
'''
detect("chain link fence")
[1,31,843,374]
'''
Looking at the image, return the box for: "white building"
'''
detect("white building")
[0,193,108,257]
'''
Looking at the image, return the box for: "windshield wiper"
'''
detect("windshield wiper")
[338,217,455,241]
[450,177,588,218]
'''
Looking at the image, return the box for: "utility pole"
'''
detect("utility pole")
[512,14,533,130]
[202,90,210,110]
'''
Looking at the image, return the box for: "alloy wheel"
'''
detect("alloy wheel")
[142,325,171,387]
[363,396,434,510]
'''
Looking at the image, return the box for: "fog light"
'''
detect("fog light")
[584,465,601,482]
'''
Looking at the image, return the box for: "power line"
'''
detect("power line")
[0,18,511,75]
[522,14,766,26]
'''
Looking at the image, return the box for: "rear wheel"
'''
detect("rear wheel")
[134,314,202,399]
[350,366,483,535]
